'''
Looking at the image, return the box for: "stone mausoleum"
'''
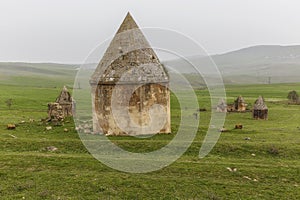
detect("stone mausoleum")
[90,12,170,136]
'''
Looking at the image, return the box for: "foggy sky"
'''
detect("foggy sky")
[0,0,299,63]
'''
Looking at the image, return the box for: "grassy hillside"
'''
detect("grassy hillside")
[164,45,300,84]
[0,74,299,199]
[0,62,77,87]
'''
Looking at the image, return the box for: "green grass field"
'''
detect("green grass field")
[0,74,300,199]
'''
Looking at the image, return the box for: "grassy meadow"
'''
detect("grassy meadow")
[0,73,300,199]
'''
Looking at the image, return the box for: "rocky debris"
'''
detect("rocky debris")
[243,176,252,181]
[84,124,90,129]
[64,128,68,132]
[7,124,16,130]
[47,103,64,122]
[75,121,93,134]
[243,176,258,182]
[84,129,91,134]
[235,124,243,129]
[46,146,58,152]
[45,126,52,131]
[251,153,256,157]
[8,134,17,138]
[219,127,228,132]
[226,167,237,172]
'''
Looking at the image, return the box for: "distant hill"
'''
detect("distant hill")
[0,62,78,76]
[163,45,300,84]
[0,62,78,87]
[1,45,300,87]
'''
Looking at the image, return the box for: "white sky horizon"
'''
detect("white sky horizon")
[0,0,299,64]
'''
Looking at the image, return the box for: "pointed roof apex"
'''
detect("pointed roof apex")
[116,12,139,34]
[90,12,169,84]
[254,96,268,110]
[63,85,68,92]
[126,11,132,17]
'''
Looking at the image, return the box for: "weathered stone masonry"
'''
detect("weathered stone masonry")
[90,13,170,136]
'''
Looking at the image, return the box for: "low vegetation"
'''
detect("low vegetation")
[0,75,300,199]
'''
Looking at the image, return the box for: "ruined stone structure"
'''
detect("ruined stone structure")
[216,98,227,113]
[90,12,170,136]
[226,104,235,112]
[55,86,73,117]
[47,102,64,121]
[253,96,268,120]
[47,86,74,122]
[226,96,248,112]
[234,96,247,112]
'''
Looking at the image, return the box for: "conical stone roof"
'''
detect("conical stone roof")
[90,12,169,85]
[253,96,268,110]
[236,96,245,103]
[55,86,72,104]
[116,12,139,34]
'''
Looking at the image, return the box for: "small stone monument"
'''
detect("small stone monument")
[47,86,74,122]
[253,96,268,120]
[235,96,247,112]
[55,86,74,117]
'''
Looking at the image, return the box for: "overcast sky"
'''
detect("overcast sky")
[0,0,299,63]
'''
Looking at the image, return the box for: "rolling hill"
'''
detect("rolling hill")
[164,45,300,84]
[0,62,78,87]
[1,45,300,86]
